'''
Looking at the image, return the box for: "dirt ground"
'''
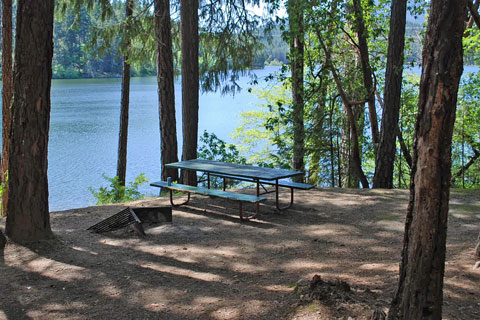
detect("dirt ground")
[0,188,479,320]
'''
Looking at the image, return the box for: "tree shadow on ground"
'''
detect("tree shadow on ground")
[0,188,478,319]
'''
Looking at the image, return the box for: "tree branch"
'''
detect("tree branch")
[451,148,480,184]
[467,0,480,30]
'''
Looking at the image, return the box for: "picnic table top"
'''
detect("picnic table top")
[165,159,303,181]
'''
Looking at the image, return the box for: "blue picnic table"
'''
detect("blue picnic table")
[164,159,313,213]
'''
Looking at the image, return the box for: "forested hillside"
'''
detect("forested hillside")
[0,2,426,79]
[51,3,289,78]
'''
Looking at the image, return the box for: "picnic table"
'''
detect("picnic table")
[161,159,313,213]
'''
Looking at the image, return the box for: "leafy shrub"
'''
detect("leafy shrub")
[198,130,247,164]
[89,173,148,205]
[198,131,246,188]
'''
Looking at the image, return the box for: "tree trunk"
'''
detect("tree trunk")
[329,98,336,187]
[373,0,407,189]
[154,0,179,182]
[345,103,369,188]
[116,0,133,187]
[1,0,13,217]
[5,0,55,242]
[376,90,413,169]
[396,124,413,169]
[317,35,369,188]
[288,0,305,182]
[387,1,466,319]
[180,0,199,186]
[0,229,6,258]
[352,0,379,148]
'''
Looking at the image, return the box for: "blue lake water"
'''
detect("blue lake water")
[3,64,479,211]
[47,66,280,211]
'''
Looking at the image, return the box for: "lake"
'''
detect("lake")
[47,66,280,211]
[3,64,479,211]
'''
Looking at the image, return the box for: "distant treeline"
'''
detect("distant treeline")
[1,6,478,80]
[50,4,289,79]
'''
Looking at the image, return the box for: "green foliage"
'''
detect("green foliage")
[0,171,7,217]
[198,131,247,164]
[52,0,279,89]
[233,85,293,169]
[89,173,148,205]
[197,131,246,188]
[231,0,429,188]
[198,0,267,94]
[463,26,480,65]
[53,0,157,79]
[451,71,480,188]
[394,74,420,188]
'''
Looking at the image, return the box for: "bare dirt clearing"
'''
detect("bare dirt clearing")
[1,188,479,319]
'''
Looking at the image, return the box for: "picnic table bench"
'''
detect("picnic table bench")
[211,173,314,190]
[208,173,314,209]
[150,181,266,220]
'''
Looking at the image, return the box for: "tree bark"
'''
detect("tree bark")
[376,90,413,169]
[373,0,408,188]
[329,97,337,187]
[288,0,305,182]
[344,103,369,188]
[387,1,467,318]
[5,0,55,242]
[154,0,179,182]
[1,0,13,217]
[352,0,379,148]
[116,0,133,187]
[0,229,6,258]
[180,0,199,186]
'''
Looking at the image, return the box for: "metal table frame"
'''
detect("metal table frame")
[165,159,304,214]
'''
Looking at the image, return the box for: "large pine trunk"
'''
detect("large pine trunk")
[373,0,407,189]
[288,0,305,182]
[387,1,466,318]
[180,0,199,186]
[1,0,13,217]
[154,0,178,182]
[116,0,133,186]
[5,0,55,242]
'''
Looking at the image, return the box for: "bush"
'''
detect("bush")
[89,173,148,205]
[197,131,246,188]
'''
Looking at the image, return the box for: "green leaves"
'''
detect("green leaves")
[198,131,246,164]
[89,173,149,205]
[197,131,246,188]
[233,85,293,169]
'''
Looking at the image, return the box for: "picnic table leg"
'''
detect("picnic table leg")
[207,172,211,189]
[239,202,244,220]
[256,179,260,216]
[238,179,260,221]
[239,201,258,221]
[275,179,294,211]
[169,189,191,206]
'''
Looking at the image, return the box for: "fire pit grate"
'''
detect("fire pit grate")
[87,207,142,233]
